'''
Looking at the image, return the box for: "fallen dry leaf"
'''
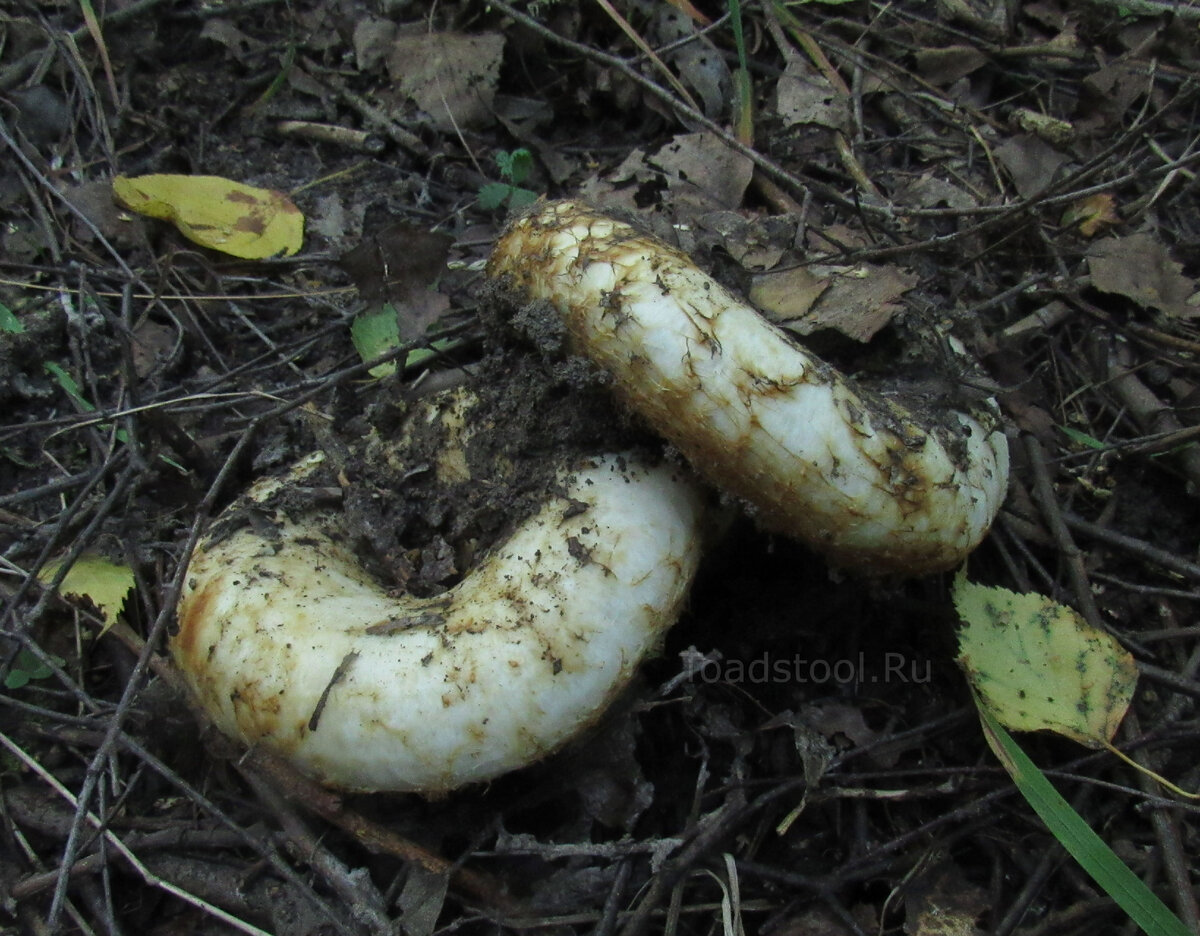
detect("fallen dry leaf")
[904,862,989,936]
[760,262,916,343]
[751,266,829,324]
[388,31,505,132]
[914,44,990,85]
[579,133,753,222]
[1087,232,1196,318]
[1062,192,1120,237]
[773,52,848,131]
[649,132,754,211]
[653,6,730,119]
[994,133,1069,198]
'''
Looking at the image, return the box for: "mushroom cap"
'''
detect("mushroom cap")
[173,449,706,793]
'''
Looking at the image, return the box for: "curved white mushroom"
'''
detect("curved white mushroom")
[174,442,706,793]
[489,201,1009,574]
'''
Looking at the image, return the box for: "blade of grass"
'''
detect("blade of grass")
[977,705,1191,936]
[727,0,754,144]
[77,0,120,105]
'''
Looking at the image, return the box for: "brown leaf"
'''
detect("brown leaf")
[388,32,505,132]
[649,132,754,211]
[1087,232,1197,318]
[1062,192,1119,237]
[774,53,848,131]
[783,263,917,343]
[340,222,454,340]
[751,266,829,324]
[914,45,990,85]
[994,133,1069,199]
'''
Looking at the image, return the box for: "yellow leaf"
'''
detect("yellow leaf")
[953,571,1137,748]
[113,174,304,259]
[1061,193,1119,238]
[39,555,136,635]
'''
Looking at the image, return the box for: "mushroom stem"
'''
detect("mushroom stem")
[489,201,1009,574]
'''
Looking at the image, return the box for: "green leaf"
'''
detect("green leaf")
[39,555,135,635]
[506,187,540,209]
[44,361,95,411]
[4,648,62,690]
[504,148,533,185]
[403,337,465,371]
[478,182,514,211]
[953,571,1137,747]
[350,307,401,377]
[0,302,25,334]
[1060,425,1106,450]
[977,706,1191,936]
[44,361,132,445]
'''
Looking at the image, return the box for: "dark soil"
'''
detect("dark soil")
[2,1,1199,935]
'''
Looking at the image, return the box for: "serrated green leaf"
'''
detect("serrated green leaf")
[506,187,540,209]
[478,182,514,211]
[39,555,135,635]
[954,571,1137,747]
[505,148,533,185]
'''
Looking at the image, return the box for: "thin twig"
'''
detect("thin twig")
[0,731,274,936]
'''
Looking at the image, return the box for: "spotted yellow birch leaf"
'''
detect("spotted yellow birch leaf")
[953,571,1137,748]
[113,174,304,259]
[39,556,135,635]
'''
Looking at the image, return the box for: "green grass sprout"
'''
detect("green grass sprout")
[978,705,1191,936]
[479,148,539,210]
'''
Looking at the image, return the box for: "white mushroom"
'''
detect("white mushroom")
[488,201,1009,575]
[173,420,706,793]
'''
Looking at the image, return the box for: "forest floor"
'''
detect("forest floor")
[2,0,1199,934]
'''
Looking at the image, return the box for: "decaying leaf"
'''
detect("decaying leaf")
[341,221,453,377]
[113,174,304,259]
[751,266,830,325]
[1062,193,1119,237]
[652,6,730,119]
[953,572,1137,748]
[39,555,136,635]
[1087,232,1197,318]
[994,134,1069,199]
[904,862,989,936]
[387,32,505,132]
[649,132,754,211]
[774,52,848,131]
[913,44,990,86]
[579,133,753,219]
[757,262,916,343]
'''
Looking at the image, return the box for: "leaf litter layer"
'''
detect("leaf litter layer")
[1,1,1199,934]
